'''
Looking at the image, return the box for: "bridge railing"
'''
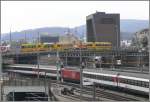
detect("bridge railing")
[2,77,53,87]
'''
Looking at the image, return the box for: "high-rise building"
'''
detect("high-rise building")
[86,12,120,48]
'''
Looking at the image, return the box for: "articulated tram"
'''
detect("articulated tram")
[20,42,112,52]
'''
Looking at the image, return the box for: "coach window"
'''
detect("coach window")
[95,75,97,79]
[143,82,146,87]
[145,82,148,88]
[134,80,138,86]
[101,76,104,80]
[87,74,90,78]
[109,77,112,81]
[120,78,125,83]
[91,75,94,79]
[129,80,133,85]
[94,75,96,79]
[131,80,134,85]
[137,81,142,86]
[103,76,106,80]
[86,74,89,78]
[146,82,149,88]
[85,74,88,78]
[141,81,145,87]
[93,75,95,79]
[125,79,129,84]
[87,74,91,78]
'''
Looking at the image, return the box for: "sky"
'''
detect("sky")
[1,1,149,34]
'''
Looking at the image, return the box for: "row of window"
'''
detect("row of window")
[83,73,149,88]
[119,78,149,88]
[22,45,52,48]
[84,73,113,81]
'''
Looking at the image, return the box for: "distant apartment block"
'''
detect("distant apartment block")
[40,35,59,43]
[59,33,80,44]
[86,12,120,48]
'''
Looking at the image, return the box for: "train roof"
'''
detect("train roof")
[84,68,149,80]
[8,64,57,71]
[62,67,80,71]
[7,64,149,80]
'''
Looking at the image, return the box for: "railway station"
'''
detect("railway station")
[1,1,149,101]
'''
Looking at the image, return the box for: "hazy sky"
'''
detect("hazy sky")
[1,1,149,34]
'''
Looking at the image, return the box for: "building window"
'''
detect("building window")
[101,18,114,24]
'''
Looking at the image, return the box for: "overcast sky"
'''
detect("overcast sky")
[1,1,149,34]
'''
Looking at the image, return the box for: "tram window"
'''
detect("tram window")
[38,45,41,47]
[57,45,61,47]
[87,44,92,46]
[21,46,25,48]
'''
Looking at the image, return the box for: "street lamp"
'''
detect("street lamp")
[56,50,60,83]
[80,61,85,101]
[138,50,142,72]
[111,54,115,70]
[0,28,2,76]
[37,32,40,79]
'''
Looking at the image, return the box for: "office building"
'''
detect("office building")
[86,12,120,47]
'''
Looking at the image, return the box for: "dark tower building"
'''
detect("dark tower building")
[86,12,120,48]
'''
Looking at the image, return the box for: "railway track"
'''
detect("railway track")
[3,76,147,101]
[53,82,139,101]
[75,88,138,101]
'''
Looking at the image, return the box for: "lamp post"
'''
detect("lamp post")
[37,32,40,79]
[0,26,2,76]
[80,47,85,101]
[112,54,115,70]
[93,82,96,101]
[44,72,47,97]
[56,50,60,83]
[138,50,142,71]
[115,25,119,48]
